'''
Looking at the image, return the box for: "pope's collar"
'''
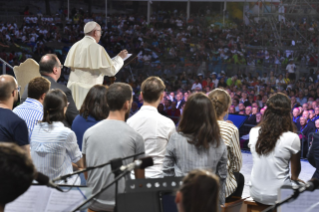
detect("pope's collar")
[85,35,97,43]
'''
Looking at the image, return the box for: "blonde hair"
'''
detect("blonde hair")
[208,88,232,117]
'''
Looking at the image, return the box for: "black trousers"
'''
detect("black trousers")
[225,172,245,202]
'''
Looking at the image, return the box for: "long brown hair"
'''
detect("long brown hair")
[179,169,220,212]
[256,93,296,155]
[178,93,221,149]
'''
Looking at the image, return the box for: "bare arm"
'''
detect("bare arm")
[134,169,145,179]
[290,152,301,181]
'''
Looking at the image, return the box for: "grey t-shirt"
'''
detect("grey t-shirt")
[82,119,145,211]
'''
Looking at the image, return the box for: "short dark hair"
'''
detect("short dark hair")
[39,54,58,74]
[0,143,35,206]
[80,85,109,121]
[28,77,51,100]
[141,76,165,103]
[107,83,132,111]
[179,169,220,212]
[0,75,16,101]
[42,89,68,124]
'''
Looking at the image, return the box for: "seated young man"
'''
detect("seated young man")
[0,143,36,212]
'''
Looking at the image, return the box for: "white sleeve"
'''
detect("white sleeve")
[289,134,301,155]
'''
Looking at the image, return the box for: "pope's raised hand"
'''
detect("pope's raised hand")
[118,50,128,59]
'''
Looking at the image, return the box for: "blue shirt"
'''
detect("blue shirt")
[13,98,43,139]
[0,108,29,146]
[71,115,100,151]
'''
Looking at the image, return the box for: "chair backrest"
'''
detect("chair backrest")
[13,58,40,96]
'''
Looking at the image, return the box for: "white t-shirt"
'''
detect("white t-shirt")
[248,127,300,205]
[286,63,296,73]
[191,82,202,91]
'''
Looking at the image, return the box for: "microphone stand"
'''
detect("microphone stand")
[70,169,130,212]
[262,189,300,212]
[52,152,144,183]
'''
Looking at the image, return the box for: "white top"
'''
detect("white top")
[248,127,300,205]
[127,105,176,178]
[191,82,202,91]
[31,122,82,185]
[286,63,296,73]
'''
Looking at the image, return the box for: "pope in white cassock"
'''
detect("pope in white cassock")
[64,21,128,109]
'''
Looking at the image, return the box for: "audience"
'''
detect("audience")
[82,83,145,212]
[0,75,30,156]
[248,93,301,205]
[71,85,109,151]
[127,77,175,178]
[0,143,36,212]
[162,92,227,205]
[21,54,78,127]
[13,76,50,139]
[308,133,319,180]
[208,89,244,201]
[31,89,83,185]
[175,169,220,212]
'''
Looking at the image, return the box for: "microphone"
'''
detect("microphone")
[119,157,154,172]
[35,172,63,192]
[297,178,319,192]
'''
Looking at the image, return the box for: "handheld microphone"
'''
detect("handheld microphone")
[35,172,63,192]
[119,157,154,172]
[297,178,319,192]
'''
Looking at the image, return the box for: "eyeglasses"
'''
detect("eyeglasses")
[15,86,21,93]
[56,65,63,69]
[96,30,103,34]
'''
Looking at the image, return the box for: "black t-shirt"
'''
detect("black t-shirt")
[0,108,29,146]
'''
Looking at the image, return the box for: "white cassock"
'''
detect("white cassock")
[64,35,124,109]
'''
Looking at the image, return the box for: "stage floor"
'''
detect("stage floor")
[241,150,316,198]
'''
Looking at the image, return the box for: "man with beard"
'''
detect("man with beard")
[82,82,145,212]
[0,75,30,156]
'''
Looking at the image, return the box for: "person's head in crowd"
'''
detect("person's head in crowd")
[315,107,319,117]
[79,85,109,121]
[302,110,309,120]
[256,113,262,123]
[176,92,184,102]
[84,21,102,43]
[184,92,189,102]
[300,116,306,127]
[292,108,299,118]
[0,75,19,109]
[107,83,132,121]
[141,76,166,107]
[249,94,254,103]
[252,106,258,115]
[211,72,217,79]
[232,98,239,107]
[175,169,220,212]
[316,98,319,106]
[309,109,315,120]
[0,143,36,210]
[315,119,319,129]
[302,103,308,111]
[39,54,62,82]
[229,105,235,114]
[27,77,51,104]
[298,106,303,115]
[255,93,296,155]
[158,103,165,113]
[252,102,258,109]
[241,92,247,101]
[208,88,231,120]
[178,93,220,149]
[170,92,175,99]
[238,103,245,111]
[308,101,313,109]
[245,106,252,116]
[262,95,268,104]
[42,89,68,124]
[291,96,296,105]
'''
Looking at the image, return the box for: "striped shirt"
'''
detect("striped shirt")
[31,122,82,184]
[13,98,43,139]
[218,120,242,197]
[162,131,228,205]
